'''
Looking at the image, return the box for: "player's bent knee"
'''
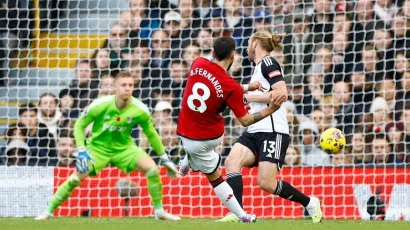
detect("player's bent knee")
[224,155,242,172]
[68,174,81,187]
[258,177,277,194]
[145,165,159,177]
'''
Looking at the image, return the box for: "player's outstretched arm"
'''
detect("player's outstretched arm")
[245,81,288,104]
[241,81,267,92]
[237,93,286,127]
[140,114,179,178]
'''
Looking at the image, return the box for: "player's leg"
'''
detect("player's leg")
[111,146,179,220]
[217,138,256,223]
[203,163,256,223]
[35,150,109,220]
[257,133,322,223]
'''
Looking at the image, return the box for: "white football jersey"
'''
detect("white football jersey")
[247,56,289,134]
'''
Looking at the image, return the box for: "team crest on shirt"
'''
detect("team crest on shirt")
[127,117,133,124]
[268,70,281,78]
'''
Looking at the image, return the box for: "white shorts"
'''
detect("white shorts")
[180,136,224,174]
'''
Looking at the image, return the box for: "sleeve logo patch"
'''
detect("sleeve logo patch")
[268,70,281,78]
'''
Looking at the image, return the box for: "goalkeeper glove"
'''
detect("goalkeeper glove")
[76,147,95,174]
[159,154,179,179]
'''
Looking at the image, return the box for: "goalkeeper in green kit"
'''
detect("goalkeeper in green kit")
[35,71,180,221]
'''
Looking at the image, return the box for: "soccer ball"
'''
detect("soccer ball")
[320,128,346,154]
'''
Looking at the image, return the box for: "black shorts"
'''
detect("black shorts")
[236,132,290,170]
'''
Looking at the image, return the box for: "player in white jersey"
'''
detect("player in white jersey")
[217,31,323,223]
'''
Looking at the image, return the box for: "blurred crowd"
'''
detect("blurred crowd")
[1,0,410,167]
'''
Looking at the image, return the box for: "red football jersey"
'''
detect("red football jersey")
[177,57,248,140]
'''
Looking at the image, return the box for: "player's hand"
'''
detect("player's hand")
[269,93,287,108]
[248,81,267,92]
[159,154,180,179]
[76,150,95,174]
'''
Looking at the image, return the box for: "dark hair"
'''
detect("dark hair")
[213,37,236,61]
[59,129,74,139]
[75,59,91,68]
[170,59,188,67]
[19,103,37,116]
[39,93,58,105]
[5,123,28,143]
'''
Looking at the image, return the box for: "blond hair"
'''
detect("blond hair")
[251,31,285,52]
[115,71,133,79]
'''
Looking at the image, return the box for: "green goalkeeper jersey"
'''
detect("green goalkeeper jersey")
[74,95,165,154]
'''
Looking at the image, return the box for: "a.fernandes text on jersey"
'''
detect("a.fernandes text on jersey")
[74,95,164,154]
[177,57,248,140]
[247,56,289,134]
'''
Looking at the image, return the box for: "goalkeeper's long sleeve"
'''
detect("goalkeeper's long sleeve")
[74,107,96,148]
[140,117,165,155]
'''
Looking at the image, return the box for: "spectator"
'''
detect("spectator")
[373,0,398,25]
[0,123,28,165]
[58,89,79,124]
[397,71,410,113]
[60,59,99,110]
[151,30,171,68]
[352,0,385,59]
[310,109,325,133]
[132,40,151,67]
[372,28,395,73]
[162,11,187,58]
[350,127,372,165]
[230,53,244,80]
[182,43,201,67]
[91,48,111,77]
[103,23,132,71]
[333,12,353,34]
[284,145,301,166]
[223,0,253,50]
[297,119,331,166]
[54,131,76,167]
[287,75,319,115]
[393,51,410,81]
[377,78,400,120]
[152,101,174,127]
[207,9,229,37]
[283,13,315,75]
[385,122,407,162]
[334,81,363,135]
[332,32,354,79]
[284,101,305,146]
[3,140,30,166]
[362,45,384,83]
[167,60,188,116]
[37,93,62,140]
[349,64,376,113]
[98,74,115,97]
[158,122,182,163]
[195,28,213,59]
[306,63,324,101]
[193,0,220,28]
[178,0,201,32]
[309,0,334,43]
[400,103,410,151]
[18,103,56,165]
[129,0,160,39]
[392,12,410,50]
[319,96,338,132]
[370,97,393,132]
[312,45,335,94]
[370,134,401,165]
[253,10,273,32]
[119,10,140,46]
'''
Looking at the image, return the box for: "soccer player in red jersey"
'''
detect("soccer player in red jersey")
[177,37,285,222]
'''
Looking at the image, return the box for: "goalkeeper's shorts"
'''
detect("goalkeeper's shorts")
[87,145,148,176]
[180,135,223,174]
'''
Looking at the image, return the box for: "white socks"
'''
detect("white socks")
[213,181,246,218]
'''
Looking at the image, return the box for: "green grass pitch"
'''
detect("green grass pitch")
[1,218,410,230]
